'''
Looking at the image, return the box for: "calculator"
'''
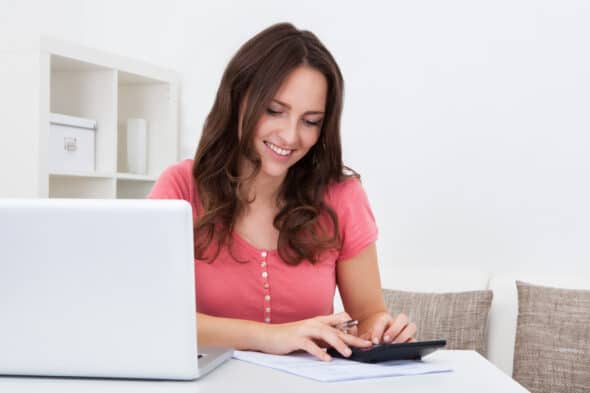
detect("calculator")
[327,339,447,363]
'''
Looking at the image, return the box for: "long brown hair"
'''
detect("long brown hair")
[193,22,355,265]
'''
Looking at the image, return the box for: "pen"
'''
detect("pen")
[335,319,358,332]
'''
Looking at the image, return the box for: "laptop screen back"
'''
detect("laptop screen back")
[0,199,199,379]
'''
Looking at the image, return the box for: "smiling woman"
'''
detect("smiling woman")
[244,66,326,188]
[148,22,417,361]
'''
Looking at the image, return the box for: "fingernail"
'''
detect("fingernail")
[384,335,391,342]
[344,348,352,356]
[373,337,379,344]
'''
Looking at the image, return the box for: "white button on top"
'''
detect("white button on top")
[260,261,267,268]
[264,295,271,301]
[261,271,268,278]
[261,251,267,258]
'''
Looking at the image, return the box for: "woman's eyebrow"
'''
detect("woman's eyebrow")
[272,99,325,115]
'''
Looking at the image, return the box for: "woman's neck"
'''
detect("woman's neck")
[245,172,284,207]
[239,161,285,207]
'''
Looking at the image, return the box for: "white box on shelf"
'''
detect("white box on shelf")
[49,113,97,173]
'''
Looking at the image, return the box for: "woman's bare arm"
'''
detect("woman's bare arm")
[196,311,372,360]
[197,312,269,350]
[337,243,416,344]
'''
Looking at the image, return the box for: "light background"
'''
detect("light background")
[3,0,590,279]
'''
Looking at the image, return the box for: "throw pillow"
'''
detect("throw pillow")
[513,280,590,393]
[382,289,493,356]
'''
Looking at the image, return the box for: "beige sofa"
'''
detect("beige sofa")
[334,268,590,376]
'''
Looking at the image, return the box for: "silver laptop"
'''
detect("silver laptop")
[0,199,232,380]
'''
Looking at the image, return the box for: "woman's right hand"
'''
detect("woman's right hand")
[257,312,373,361]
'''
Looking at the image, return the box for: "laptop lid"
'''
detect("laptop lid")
[0,199,202,380]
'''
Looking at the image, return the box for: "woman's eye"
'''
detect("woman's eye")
[266,108,281,115]
[304,119,322,127]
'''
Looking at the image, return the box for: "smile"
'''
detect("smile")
[264,141,293,157]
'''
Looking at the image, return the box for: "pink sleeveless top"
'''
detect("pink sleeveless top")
[148,159,378,324]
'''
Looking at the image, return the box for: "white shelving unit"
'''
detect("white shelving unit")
[0,34,179,199]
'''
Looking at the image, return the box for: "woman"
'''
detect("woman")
[148,22,416,361]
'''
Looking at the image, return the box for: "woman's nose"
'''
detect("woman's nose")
[277,117,299,146]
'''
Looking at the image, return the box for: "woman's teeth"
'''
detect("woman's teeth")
[265,141,292,156]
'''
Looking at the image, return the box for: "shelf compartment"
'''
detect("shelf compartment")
[49,176,115,198]
[116,178,154,199]
[117,70,178,178]
[50,54,117,174]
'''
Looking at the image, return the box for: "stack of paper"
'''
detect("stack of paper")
[233,350,452,382]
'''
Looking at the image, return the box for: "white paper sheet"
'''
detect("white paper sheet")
[233,350,453,382]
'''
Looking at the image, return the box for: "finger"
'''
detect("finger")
[359,331,372,341]
[347,325,359,336]
[300,339,331,361]
[313,338,329,348]
[339,324,359,336]
[383,313,409,343]
[408,337,417,343]
[316,312,352,326]
[315,334,369,348]
[392,322,417,344]
[338,331,373,348]
[313,327,352,358]
[370,314,391,344]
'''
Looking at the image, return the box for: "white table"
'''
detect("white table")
[0,350,529,392]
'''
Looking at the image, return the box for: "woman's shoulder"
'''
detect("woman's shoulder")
[147,159,196,200]
[168,158,194,175]
[159,159,194,182]
[324,175,366,207]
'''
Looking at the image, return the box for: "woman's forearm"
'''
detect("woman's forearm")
[196,312,270,350]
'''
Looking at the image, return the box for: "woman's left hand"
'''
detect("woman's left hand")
[358,312,417,345]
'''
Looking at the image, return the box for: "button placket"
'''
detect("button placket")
[260,250,271,323]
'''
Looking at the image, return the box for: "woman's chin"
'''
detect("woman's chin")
[259,163,290,180]
[261,169,288,180]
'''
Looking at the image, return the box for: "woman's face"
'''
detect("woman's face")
[241,65,327,181]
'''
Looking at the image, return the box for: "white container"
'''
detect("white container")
[126,118,147,174]
[49,113,97,173]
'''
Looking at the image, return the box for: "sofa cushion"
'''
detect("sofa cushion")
[382,288,493,356]
[333,268,489,314]
[487,273,590,376]
[512,281,590,393]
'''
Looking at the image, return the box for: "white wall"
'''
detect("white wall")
[3,0,590,278]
